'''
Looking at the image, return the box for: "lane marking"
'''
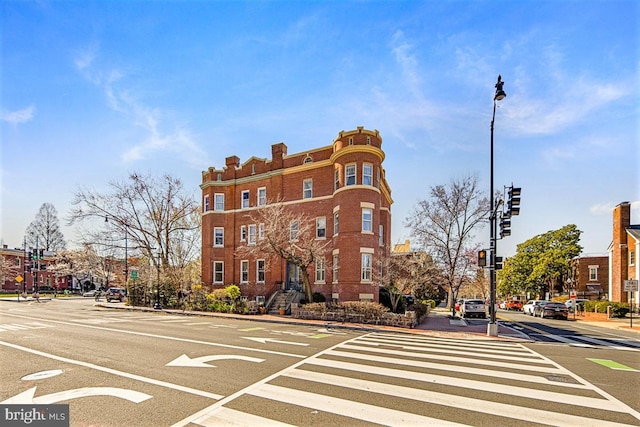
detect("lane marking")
[588,358,639,372]
[0,340,224,400]
[166,354,264,368]
[1,312,305,359]
[3,386,152,405]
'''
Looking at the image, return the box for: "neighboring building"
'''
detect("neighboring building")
[200,127,392,302]
[609,201,639,306]
[0,245,65,293]
[569,255,608,300]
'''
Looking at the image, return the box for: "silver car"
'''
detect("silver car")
[460,299,487,319]
[523,300,550,315]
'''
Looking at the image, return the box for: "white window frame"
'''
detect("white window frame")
[213,227,224,247]
[256,259,265,283]
[363,163,373,186]
[213,261,224,284]
[333,254,338,283]
[333,212,339,235]
[257,187,267,206]
[362,208,372,233]
[345,164,356,186]
[290,221,299,241]
[248,224,257,245]
[315,257,325,283]
[379,224,384,246]
[258,223,265,240]
[240,260,249,283]
[588,265,598,281]
[316,217,326,239]
[240,225,247,242]
[204,195,210,212]
[361,254,372,282]
[214,193,224,211]
[334,168,340,190]
[241,190,250,209]
[630,251,636,266]
[303,179,313,199]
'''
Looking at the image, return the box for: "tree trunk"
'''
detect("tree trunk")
[300,268,313,302]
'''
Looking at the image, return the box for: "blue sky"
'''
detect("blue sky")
[1,0,638,257]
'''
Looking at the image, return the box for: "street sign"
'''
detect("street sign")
[130,270,138,279]
[570,290,577,298]
[623,280,638,292]
[15,275,23,283]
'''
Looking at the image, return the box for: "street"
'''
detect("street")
[1,299,639,426]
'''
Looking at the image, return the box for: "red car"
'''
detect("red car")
[505,300,523,311]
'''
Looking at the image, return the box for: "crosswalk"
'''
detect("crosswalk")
[181,332,640,426]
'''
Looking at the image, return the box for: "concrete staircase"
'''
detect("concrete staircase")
[268,290,295,315]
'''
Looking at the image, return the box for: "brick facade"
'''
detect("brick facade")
[0,246,65,293]
[609,201,639,304]
[569,255,608,299]
[200,127,392,302]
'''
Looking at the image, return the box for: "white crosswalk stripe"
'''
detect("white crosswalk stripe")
[532,333,640,351]
[0,322,54,332]
[184,331,640,426]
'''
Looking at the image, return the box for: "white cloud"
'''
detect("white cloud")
[590,200,640,217]
[1,105,36,124]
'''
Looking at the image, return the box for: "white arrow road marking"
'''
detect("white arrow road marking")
[2,387,152,404]
[166,354,265,368]
[241,337,309,346]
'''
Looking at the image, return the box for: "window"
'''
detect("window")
[257,259,265,283]
[240,225,247,241]
[333,254,338,282]
[213,227,224,247]
[334,168,340,190]
[362,208,372,232]
[204,195,210,212]
[363,164,373,186]
[216,173,222,181]
[631,251,636,266]
[316,217,326,238]
[304,155,313,163]
[348,137,353,145]
[258,223,264,240]
[315,258,325,282]
[333,212,339,235]
[379,224,384,246]
[257,187,266,206]
[241,191,250,209]
[214,193,224,211]
[248,224,257,245]
[361,254,372,282]
[345,164,356,186]
[589,266,598,281]
[240,260,249,283]
[290,221,299,241]
[213,261,224,283]
[303,179,313,199]
[366,136,371,145]
[376,168,381,189]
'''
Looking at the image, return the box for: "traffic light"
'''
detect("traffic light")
[507,186,521,216]
[500,217,511,238]
[495,256,503,270]
[39,249,44,259]
[32,249,38,261]
[478,250,487,267]
[28,251,33,262]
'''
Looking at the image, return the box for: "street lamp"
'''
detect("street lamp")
[488,75,506,337]
[154,252,162,310]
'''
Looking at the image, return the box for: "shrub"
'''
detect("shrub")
[312,292,326,303]
[609,302,629,318]
[425,299,436,309]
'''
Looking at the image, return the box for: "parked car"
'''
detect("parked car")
[82,290,97,297]
[499,300,508,310]
[105,288,126,302]
[523,300,550,315]
[505,300,523,311]
[534,302,569,319]
[37,286,56,293]
[460,299,487,319]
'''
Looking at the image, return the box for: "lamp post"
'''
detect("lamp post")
[154,251,162,310]
[488,75,506,337]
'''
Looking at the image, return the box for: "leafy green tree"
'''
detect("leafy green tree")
[498,224,582,298]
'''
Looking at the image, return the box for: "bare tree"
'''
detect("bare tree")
[25,203,66,251]
[234,200,331,302]
[68,172,201,295]
[405,174,489,314]
[0,254,22,286]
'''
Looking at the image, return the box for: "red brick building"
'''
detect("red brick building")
[569,255,608,300]
[0,245,66,293]
[200,127,392,302]
[609,201,639,305]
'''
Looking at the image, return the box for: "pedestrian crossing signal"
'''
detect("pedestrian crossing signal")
[478,250,487,267]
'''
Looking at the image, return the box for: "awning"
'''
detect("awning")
[586,284,603,292]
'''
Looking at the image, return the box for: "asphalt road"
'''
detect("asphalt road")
[1,298,639,426]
